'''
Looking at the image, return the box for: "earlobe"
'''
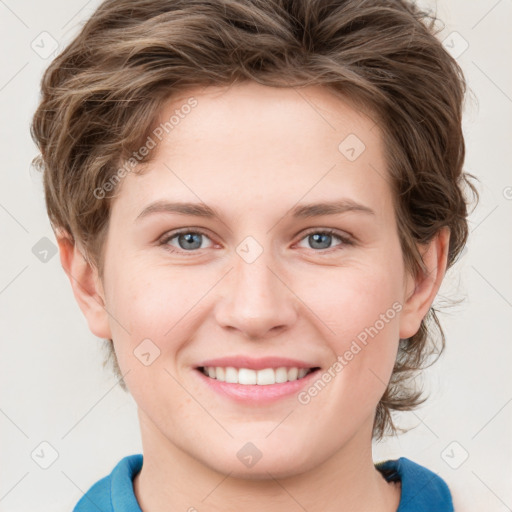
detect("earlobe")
[399,228,450,339]
[57,232,112,339]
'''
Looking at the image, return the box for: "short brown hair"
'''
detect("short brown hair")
[31,0,477,440]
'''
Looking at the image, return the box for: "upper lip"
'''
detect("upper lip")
[196,356,320,371]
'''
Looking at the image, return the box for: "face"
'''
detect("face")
[91,82,419,477]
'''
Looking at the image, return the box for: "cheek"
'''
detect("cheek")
[306,262,403,401]
[105,263,196,408]
[107,258,203,336]
[307,261,403,341]
[104,259,226,398]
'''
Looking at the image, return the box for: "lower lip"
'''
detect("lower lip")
[194,368,320,404]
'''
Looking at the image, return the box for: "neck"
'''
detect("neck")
[133,410,401,512]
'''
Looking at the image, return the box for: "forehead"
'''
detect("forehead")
[112,82,392,223]
[156,81,379,156]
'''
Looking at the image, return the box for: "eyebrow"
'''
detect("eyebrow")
[135,199,375,222]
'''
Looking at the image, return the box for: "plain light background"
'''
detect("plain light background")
[1,0,511,511]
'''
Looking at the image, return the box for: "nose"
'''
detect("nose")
[214,250,298,340]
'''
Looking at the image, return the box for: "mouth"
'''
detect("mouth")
[196,366,321,385]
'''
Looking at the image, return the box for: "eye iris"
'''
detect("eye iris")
[309,233,332,250]
[178,232,202,250]
[170,231,339,252]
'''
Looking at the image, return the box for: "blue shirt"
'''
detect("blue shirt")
[73,454,453,511]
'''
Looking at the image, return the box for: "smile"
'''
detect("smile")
[198,366,319,385]
[194,364,322,404]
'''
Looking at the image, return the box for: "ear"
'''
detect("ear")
[399,228,450,339]
[56,231,112,339]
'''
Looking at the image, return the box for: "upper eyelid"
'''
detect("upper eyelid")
[159,228,213,247]
[298,227,352,240]
[160,227,214,243]
[160,227,353,249]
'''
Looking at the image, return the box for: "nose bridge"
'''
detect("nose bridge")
[215,236,296,338]
[236,249,277,302]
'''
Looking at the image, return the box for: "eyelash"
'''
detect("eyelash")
[158,228,354,256]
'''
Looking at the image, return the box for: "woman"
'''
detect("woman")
[31,1,476,510]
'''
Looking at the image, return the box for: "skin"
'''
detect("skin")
[58,82,449,512]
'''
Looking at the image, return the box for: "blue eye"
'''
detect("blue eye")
[160,229,213,253]
[159,228,353,255]
[297,229,349,251]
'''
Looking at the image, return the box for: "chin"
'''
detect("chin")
[200,443,315,480]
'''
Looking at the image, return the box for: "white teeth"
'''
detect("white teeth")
[257,368,275,385]
[225,366,238,383]
[275,367,288,383]
[201,366,313,385]
[238,368,257,385]
[216,367,225,381]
